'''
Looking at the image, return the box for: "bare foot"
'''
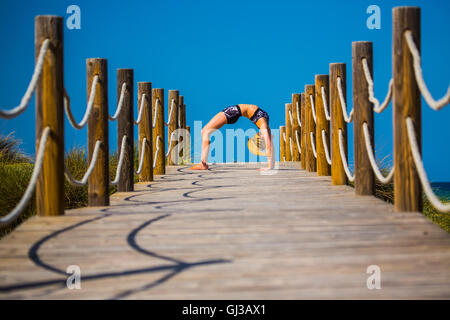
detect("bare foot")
[190,162,209,170]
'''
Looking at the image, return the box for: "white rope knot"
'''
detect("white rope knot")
[153,135,162,168]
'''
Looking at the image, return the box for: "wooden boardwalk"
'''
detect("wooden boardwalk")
[0,163,449,299]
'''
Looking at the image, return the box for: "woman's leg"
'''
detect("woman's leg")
[191,112,227,169]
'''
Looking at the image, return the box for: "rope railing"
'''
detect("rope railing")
[0,15,191,225]
[288,109,294,126]
[134,94,147,125]
[111,135,128,186]
[64,75,99,129]
[338,129,355,182]
[153,135,162,169]
[283,132,286,143]
[135,137,147,175]
[295,130,301,154]
[321,130,332,165]
[336,77,354,123]
[166,132,177,157]
[296,101,301,127]
[0,126,51,227]
[405,31,450,110]
[310,132,317,159]
[64,140,102,186]
[309,95,317,123]
[0,39,50,119]
[362,123,394,184]
[152,99,159,128]
[320,86,331,121]
[406,118,450,212]
[165,99,175,126]
[289,137,293,157]
[109,82,127,121]
[361,59,393,113]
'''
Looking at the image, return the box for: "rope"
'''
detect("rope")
[64,140,102,186]
[0,39,50,119]
[135,137,147,175]
[289,137,293,157]
[362,123,394,184]
[405,31,450,110]
[165,99,175,126]
[0,127,51,227]
[310,132,317,159]
[288,109,294,126]
[109,82,127,121]
[406,117,450,212]
[338,129,355,182]
[309,95,317,123]
[283,132,286,143]
[321,86,331,121]
[64,75,99,129]
[111,135,128,185]
[152,98,159,128]
[296,101,301,127]
[166,132,176,157]
[337,77,354,123]
[361,58,393,113]
[153,135,161,168]
[295,130,301,154]
[321,130,332,165]
[134,93,147,125]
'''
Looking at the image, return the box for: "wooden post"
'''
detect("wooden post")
[167,90,179,165]
[279,126,286,162]
[87,58,109,206]
[291,93,301,162]
[138,82,153,182]
[330,63,347,185]
[35,16,64,216]
[117,69,134,192]
[393,6,422,212]
[305,85,316,172]
[353,42,375,195]
[300,93,306,169]
[153,88,165,174]
[178,96,186,159]
[315,75,331,176]
[186,125,191,163]
[285,103,292,161]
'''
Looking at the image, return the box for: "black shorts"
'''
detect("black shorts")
[250,108,269,125]
[222,105,242,124]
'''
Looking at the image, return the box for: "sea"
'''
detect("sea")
[431,182,450,200]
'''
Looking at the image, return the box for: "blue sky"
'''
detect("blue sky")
[0,0,449,180]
